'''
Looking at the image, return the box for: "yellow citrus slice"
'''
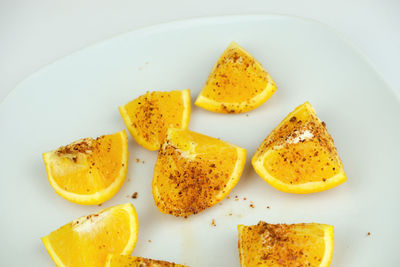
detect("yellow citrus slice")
[152,128,246,217]
[105,254,187,267]
[195,42,276,114]
[238,222,334,267]
[119,89,191,150]
[43,130,128,205]
[42,203,139,267]
[252,102,346,193]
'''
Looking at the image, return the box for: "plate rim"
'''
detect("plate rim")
[1,13,399,108]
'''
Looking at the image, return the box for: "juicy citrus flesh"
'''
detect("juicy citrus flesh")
[238,222,334,267]
[105,254,187,267]
[195,42,276,113]
[252,102,346,193]
[42,203,139,267]
[43,130,129,204]
[119,89,191,150]
[152,128,246,217]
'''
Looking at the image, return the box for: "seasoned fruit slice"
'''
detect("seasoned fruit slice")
[252,102,346,193]
[195,42,276,113]
[119,89,191,150]
[42,203,138,267]
[43,130,128,205]
[152,128,246,217]
[238,222,334,267]
[105,254,187,267]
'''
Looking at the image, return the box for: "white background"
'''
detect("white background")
[1,0,399,103]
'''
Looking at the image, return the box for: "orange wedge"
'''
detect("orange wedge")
[43,130,128,205]
[105,254,187,267]
[238,222,334,267]
[252,102,346,193]
[152,128,246,217]
[195,42,276,113]
[42,203,138,267]
[119,90,191,150]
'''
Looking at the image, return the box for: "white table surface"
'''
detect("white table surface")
[1,0,399,103]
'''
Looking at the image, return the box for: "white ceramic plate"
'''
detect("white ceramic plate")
[1,15,399,266]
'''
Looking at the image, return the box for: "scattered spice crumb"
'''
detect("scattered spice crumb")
[131,192,138,199]
[250,202,255,208]
[136,158,140,163]
[227,196,230,199]
[243,197,247,200]
[228,213,232,216]
[148,240,152,243]
[367,232,371,236]
[266,206,270,209]
[142,160,145,164]
[246,114,249,117]
[211,219,216,227]
[98,203,102,207]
